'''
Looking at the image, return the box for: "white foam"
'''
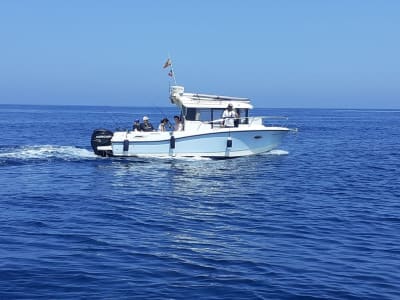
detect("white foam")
[266,149,289,156]
[0,146,288,161]
[0,145,96,160]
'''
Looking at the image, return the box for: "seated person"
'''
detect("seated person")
[173,115,183,131]
[140,116,154,132]
[133,119,141,131]
[158,118,169,131]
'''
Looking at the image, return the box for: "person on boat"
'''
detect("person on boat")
[173,115,183,131]
[133,119,141,131]
[222,103,238,128]
[158,118,169,131]
[234,109,241,127]
[140,116,154,132]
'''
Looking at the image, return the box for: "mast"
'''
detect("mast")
[163,56,177,85]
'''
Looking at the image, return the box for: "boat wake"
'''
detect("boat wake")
[0,145,288,167]
[0,145,96,164]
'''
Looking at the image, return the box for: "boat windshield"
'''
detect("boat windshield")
[184,108,224,121]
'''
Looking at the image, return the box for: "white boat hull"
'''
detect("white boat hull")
[106,127,290,158]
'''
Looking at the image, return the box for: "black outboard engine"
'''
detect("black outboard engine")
[91,129,113,157]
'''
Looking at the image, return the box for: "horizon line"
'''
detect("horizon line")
[1,103,400,111]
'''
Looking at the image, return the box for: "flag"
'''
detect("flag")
[168,70,173,77]
[163,58,172,69]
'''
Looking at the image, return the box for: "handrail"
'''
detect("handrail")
[207,116,287,123]
[253,116,289,120]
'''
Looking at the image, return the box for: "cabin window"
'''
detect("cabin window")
[244,109,249,124]
[236,109,249,124]
[185,108,213,121]
[184,107,249,124]
[212,109,224,120]
[185,108,197,121]
[210,109,225,128]
[197,109,212,121]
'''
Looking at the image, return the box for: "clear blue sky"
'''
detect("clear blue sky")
[1,0,399,108]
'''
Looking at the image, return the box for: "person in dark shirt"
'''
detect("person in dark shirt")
[133,119,141,131]
[140,116,154,132]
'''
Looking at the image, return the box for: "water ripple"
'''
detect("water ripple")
[1,108,400,299]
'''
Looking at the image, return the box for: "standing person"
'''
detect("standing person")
[140,116,154,132]
[222,103,237,128]
[173,115,183,131]
[133,119,141,131]
[234,109,241,127]
[158,118,169,131]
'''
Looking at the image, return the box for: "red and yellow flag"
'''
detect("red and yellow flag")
[163,58,172,69]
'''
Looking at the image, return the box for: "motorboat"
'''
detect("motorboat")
[91,85,295,158]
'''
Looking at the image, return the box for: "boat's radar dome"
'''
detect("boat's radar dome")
[91,129,113,157]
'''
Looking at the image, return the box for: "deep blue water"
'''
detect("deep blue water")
[0,105,399,299]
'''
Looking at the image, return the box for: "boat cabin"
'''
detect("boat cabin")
[169,86,254,131]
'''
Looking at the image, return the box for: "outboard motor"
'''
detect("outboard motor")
[91,129,113,157]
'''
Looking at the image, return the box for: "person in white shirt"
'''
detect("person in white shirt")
[222,103,237,128]
[173,115,183,131]
[158,118,169,131]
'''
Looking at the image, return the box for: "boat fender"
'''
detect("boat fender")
[170,136,176,149]
[123,139,129,151]
[227,137,232,148]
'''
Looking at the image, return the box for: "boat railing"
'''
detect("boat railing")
[250,116,289,127]
[205,116,289,128]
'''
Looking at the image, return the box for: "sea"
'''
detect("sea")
[0,105,399,300]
